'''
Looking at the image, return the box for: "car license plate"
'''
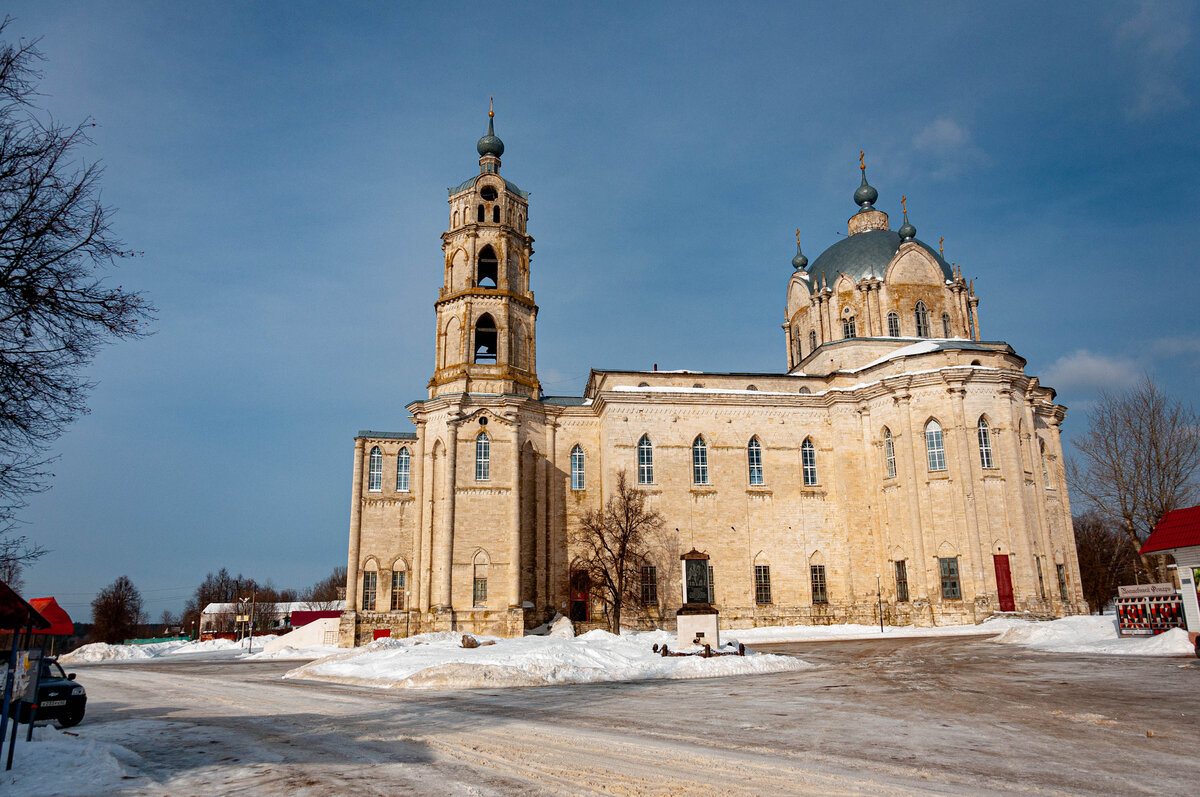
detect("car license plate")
[40,700,66,707]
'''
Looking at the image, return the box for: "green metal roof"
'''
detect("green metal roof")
[356,430,417,440]
[448,176,529,200]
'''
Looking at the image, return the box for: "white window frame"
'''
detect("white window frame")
[747,438,764,486]
[637,435,654,484]
[368,446,383,492]
[475,431,490,481]
[801,438,817,486]
[570,444,585,491]
[884,428,897,478]
[692,436,709,485]
[977,418,994,469]
[925,420,946,471]
[396,447,411,492]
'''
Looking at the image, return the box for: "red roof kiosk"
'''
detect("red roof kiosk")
[1140,505,1200,658]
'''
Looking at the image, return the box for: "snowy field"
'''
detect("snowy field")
[59,635,342,664]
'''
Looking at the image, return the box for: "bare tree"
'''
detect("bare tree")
[91,575,145,644]
[571,470,665,633]
[0,20,152,583]
[1067,377,1200,580]
[302,566,347,609]
[1072,512,1139,613]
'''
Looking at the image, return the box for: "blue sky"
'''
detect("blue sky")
[8,2,1198,621]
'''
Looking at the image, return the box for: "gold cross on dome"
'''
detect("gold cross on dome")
[489,95,494,118]
[859,150,865,170]
[939,236,945,256]
[901,195,908,214]
[796,228,801,245]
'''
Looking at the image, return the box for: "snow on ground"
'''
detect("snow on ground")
[0,726,145,797]
[726,620,1001,644]
[285,628,810,689]
[59,637,275,664]
[987,614,1194,656]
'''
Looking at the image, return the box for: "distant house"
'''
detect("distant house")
[200,601,345,639]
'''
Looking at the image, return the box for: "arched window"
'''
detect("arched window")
[637,435,654,484]
[396,447,411,492]
[887,312,900,337]
[492,205,500,223]
[452,210,459,228]
[914,302,930,338]
[570,445,585,491]
[747,437,764,485]
[842,316,857,339]
[477,245,498,288]
[368,446,382,492]
[808,329,817,351]
[474,313,497,363]
[692,436,709,485]
[925,419,946,471]
[477,204,484,223]
[883,428,896,478]
[942,312,951,337]
[798,386,811,394]
[361,561,378,611]
[801,438,817,486]
[746,384,758,391]
[390,565,407,610]
[473,551,489,606]
[475,431,490,481]
[977,418,994,469]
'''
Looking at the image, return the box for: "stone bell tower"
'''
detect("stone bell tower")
[429,103,539,398]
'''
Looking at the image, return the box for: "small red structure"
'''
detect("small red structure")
[1140,505,1200,657]
[290,610,342,629]
[27,598,73,637]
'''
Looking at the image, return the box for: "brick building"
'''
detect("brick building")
[340,113,1085,645]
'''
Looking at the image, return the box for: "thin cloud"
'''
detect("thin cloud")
[1042,350,1141,393]
[1149,335,1200,359]
[1117,0,1192,118]
[911,118,987,180]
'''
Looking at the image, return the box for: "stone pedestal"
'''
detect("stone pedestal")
[677,607,720,648]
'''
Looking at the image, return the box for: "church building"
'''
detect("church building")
[339,112,1086,645]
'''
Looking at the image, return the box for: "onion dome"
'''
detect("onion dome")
[854,169,878,211]
[792,230,808,270]
[897,195,916,241]
[477,103,505,158]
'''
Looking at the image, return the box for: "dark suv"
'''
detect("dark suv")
[5,657,86,728]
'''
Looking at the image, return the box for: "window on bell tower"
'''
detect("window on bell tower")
[492,205,500,223]
[477,204,484,222]
[477,245,498,288]
[474,314,497,363]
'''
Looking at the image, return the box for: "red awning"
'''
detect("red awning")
[1140,505,1200,555]
[28,597,74,636]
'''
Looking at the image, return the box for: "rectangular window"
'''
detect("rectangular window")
[640,565,658,606]
[926,425,946,471]
[570,446,585,490]
[939,557,961,600]
[802,442,818,486]
[1056,563,1068,602]
[754,565,772,605]
[810,564,827,604]
[390,571,406,611]
[977,424,994,469]
[1036,558,1046,600]
[361,571,377,611]
[475,434,490,481]
[708,565,715,605]
[887,313,900,337]
[396,449,410,492]
[884,433,897,479]
[842,317,857,339]
[638,439,654,484]
[894,560,909,603]
[473,577,488,607]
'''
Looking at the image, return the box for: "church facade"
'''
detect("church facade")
[339,115,1086,645]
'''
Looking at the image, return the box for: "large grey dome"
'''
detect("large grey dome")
[807,229,952,285]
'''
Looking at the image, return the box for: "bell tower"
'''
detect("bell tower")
[429,103,538,399]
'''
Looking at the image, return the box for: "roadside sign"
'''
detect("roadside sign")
[1117,583,1176,598]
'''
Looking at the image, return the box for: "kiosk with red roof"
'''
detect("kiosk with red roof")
[1140,505,1200,658]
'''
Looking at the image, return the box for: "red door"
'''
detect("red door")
[994,554,1015,612]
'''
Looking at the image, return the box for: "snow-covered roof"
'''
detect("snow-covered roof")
[201,601,345,615]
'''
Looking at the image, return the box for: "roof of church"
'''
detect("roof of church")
[542,395,589,406]
[356,430,417,440]
[807,229,953,286]
[448,175,528,200]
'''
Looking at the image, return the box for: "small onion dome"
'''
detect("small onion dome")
[477,113,505,158]
[792,241,809,270]
[854,169,878,211]
[898,211,916,242]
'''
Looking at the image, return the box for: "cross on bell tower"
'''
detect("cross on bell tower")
[429,103,539,398]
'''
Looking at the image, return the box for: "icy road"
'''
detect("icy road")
[62,635,1199,795]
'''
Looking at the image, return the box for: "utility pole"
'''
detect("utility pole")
[876,573,884,634]
[246,590,256,655]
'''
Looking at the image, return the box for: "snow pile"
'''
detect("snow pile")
[726,621,996,645]
[60,637,259,664]
[1,727,146,796]
[285,629,808,690]
[988,614,1194,656]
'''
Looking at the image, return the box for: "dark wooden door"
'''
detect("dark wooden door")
[994,554,1015,612]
